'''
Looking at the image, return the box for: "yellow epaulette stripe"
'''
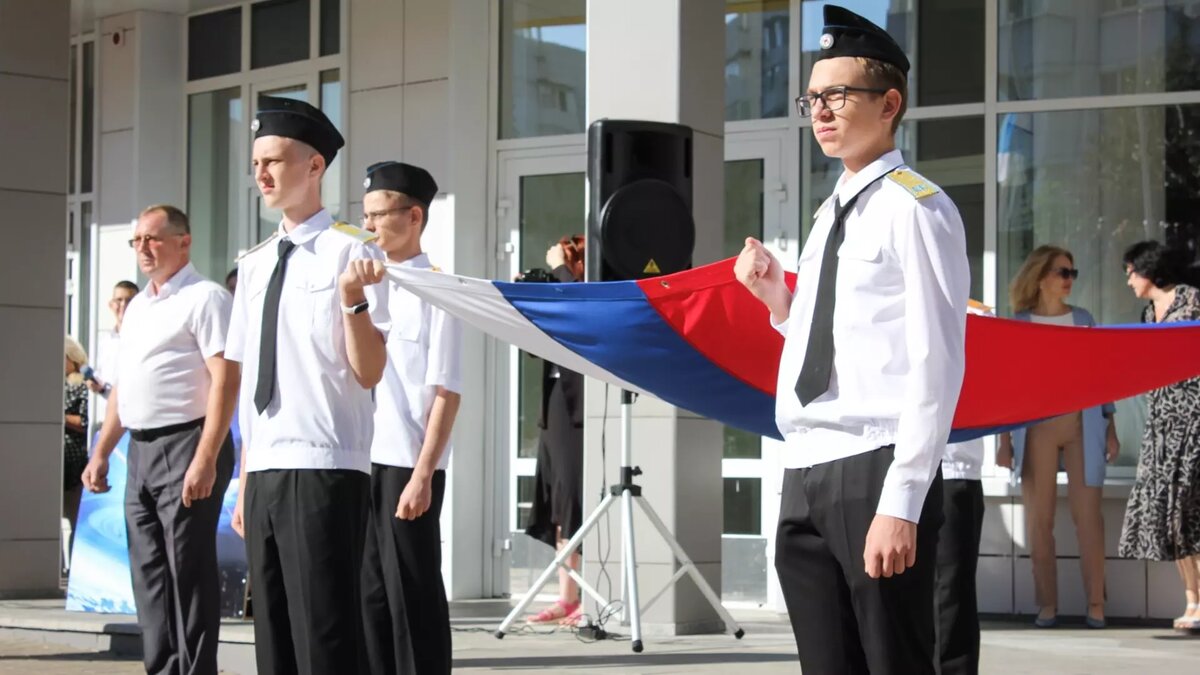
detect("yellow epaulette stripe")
[331,221,379,243]
[886,169,940,199]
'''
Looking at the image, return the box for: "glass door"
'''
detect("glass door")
[722,130,791,607]
[495,147,587,601]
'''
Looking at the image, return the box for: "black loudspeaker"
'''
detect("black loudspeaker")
[587,119,695,281]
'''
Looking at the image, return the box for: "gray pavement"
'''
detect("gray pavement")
[2,600,1198,673]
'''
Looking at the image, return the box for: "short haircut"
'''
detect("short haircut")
[226,268,238,283]
[1123,240,1183,289]
[140,204,190,235]
[856,57,907,133]
[375,189,431,230]
[114,280,139,294]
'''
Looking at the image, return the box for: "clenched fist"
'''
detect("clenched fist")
[339,258,386,296]
[734,237,791,320]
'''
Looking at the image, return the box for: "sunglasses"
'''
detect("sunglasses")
[1050,267,1079,280]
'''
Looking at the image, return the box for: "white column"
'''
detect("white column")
[583,0,727,634]
[0,0,70,597]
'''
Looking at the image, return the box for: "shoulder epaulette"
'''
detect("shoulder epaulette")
[886,168,940,199]
[236,232,278,262]
[331,221,379,244]
[430,265,442,273]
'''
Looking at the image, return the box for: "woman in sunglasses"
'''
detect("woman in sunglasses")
[1117,240,1200,633]
[997,244,1118,629]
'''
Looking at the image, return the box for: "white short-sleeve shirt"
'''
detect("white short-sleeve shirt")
[115,263,232,430]
[225,209,391,474]
[371,253,464,469]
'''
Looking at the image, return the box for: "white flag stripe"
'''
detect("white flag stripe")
[384,265,647,395]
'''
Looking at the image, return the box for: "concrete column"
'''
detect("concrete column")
[0,0,70,597]
[583,0,726,634]
[442,0,494,601]
[96,10,184,228]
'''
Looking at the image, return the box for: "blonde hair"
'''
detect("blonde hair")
[1009,245,1074,314]
[856,57,907,133]
[64,336,88,385]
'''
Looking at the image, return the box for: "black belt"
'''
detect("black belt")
[128,417,205,442]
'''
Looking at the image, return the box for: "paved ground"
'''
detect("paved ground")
[3,615,1199,674]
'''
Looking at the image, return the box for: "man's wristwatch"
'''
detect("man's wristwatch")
[341,300,370,315]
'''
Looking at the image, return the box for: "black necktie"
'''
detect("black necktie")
[255,238,298,413]
[795,195,856,407]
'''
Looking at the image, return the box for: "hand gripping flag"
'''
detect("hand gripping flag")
[386,258,1200,441]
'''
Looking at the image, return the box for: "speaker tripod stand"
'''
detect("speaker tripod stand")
[495,390,744,652]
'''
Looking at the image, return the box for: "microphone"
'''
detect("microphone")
[81,365,97,383]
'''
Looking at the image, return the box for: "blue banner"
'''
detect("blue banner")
[66,415,247,617]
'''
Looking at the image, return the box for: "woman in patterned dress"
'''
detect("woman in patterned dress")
[63,337,90,560]
[1117,241,1200,633]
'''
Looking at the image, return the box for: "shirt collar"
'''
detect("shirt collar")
[395,252,431,269]
[146,262,197,300]
[834,148,905,204]
[277,208,333,246]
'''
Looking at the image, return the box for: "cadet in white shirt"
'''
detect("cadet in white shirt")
[735,6,969,674]
[82,204,236,675]
[936,301,994,675]
[358,161,462,675]
[225,96,390,675]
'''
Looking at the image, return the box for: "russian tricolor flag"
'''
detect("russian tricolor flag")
[387,258,1200,441]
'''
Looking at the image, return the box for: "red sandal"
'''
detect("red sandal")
[527,599,580,624]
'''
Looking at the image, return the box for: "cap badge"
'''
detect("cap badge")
[363,176,371,189]
[250,118,261,132]
[819,33,835,49]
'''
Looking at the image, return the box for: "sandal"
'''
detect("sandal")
[527,599,580,624]
[559,605,584,627]
[1174,603,1200,632]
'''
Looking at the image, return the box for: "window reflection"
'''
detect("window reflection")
[1000,0,1200,100]
[188,88,242,281]
[499,0,586,139]
[726,0,790,120]
[996,104,1200,464]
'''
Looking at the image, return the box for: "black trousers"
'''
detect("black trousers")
[362,465,451,675]
[245,469,369,675]
[775,446,943,675]
[125,419,234,675]
[936,478,985,675]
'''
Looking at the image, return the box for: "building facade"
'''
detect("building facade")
[2,0,1196,624]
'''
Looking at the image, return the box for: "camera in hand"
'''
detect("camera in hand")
[516,267,556,283]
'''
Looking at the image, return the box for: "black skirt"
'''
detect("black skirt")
[524,377,584,550]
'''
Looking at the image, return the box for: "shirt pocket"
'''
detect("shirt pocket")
[305,274,337,330]
[836,237,883,264]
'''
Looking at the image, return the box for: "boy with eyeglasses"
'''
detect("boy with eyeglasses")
[357,161,461,675]
[735,6,970,673]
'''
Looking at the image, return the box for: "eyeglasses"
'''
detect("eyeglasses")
[795,85,889,117]
[128,234,184,249]
[361,206,414,224]
[1051,267,1079,280]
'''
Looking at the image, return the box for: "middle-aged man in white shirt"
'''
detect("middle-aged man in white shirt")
[82,204,237,675]
[358,161,462,675]
[226,95,389,675]
[734,6,969,674]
